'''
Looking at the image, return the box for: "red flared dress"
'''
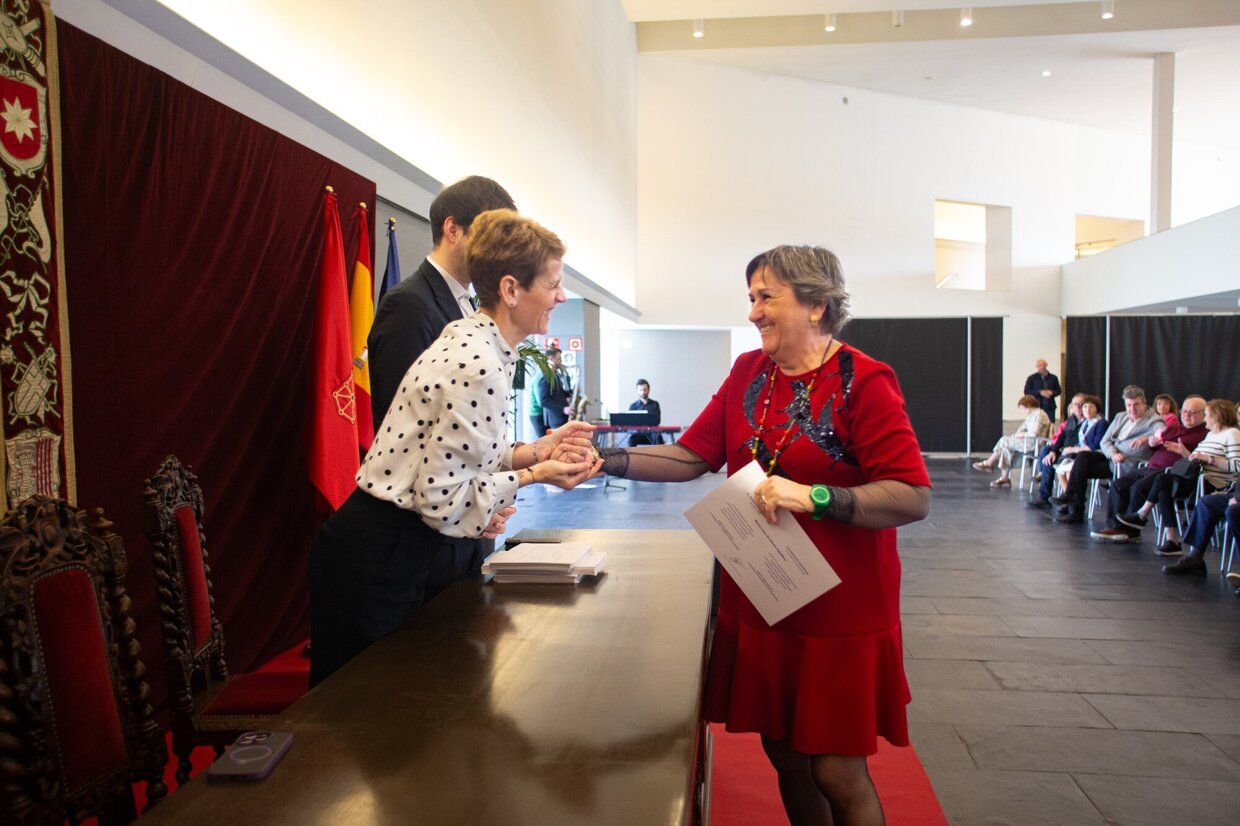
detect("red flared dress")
[678,344,930,756]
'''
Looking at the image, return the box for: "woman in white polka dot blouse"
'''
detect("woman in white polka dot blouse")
[309,209,601,685]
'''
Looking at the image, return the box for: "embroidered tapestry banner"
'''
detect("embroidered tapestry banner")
[0,0,73,509]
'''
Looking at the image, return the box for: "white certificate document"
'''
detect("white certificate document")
[684,461,841,626]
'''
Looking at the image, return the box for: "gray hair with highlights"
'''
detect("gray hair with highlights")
[745,245,851,336]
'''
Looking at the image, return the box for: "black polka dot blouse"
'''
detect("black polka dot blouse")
[355,314,519,538]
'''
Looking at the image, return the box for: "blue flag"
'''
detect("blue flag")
[378,218,401,302]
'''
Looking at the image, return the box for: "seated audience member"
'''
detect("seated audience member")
[1051,385,1163,524]
[973,395,1051,487]
[1153,393,1180,428]
[1120,398,1240,554]
[1027,393,1087,508]
[1162,479,1240,575]
[628,378,664,446]
[1049,396,1105,497]
[1024,358,1061,420]
[1091,395,1208,543]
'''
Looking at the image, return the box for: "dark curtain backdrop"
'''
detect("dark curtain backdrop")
[1065,317,1107,411]
[840,319,968,452]
[1108,316,1240,408]
[58,22,375,709]
[969,318,1003,452]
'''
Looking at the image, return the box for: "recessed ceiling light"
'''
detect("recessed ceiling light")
[1101,1,1115,20]
[1042,70,1052,77]
[692,18,704,38]
[824,13,837,32]
[960,7,973,27]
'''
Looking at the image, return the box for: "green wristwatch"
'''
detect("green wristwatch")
[810,484,832,521]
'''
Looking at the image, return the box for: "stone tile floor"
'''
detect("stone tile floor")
[500,458,1240,824]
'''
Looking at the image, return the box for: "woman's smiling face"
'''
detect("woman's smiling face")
[747,266,819,365]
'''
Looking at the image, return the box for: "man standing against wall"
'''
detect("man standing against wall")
[1024,358,1062,421]
[538,347,572,430]
[367,176,516,425]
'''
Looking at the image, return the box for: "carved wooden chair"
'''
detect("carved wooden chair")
[141,456,307,786]
[0,496,167,824]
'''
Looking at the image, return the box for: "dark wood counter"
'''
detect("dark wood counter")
[143,529,716,825]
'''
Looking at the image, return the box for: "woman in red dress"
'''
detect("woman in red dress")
[596,246,930,825]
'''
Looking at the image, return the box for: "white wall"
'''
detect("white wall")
[62,0,639,306]
[616,330,731,431]
[637,54,1240,405]
[1062,205,1240,316]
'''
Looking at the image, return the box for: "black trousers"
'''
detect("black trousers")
[308,489,487,687]
[1065,451,1112,509]
[1106,467,1161,528]
[1145,473,1203,526]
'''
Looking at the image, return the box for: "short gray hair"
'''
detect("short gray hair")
[1121,384,1146,402]
[745,245,851,336]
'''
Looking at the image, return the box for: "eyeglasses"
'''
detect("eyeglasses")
[1182,409,1206,416]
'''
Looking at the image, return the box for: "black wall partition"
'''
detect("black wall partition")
[1109,316,1240,409]
[1066,316,1240,417]
[1064,316,1107,409]
[970,318,1004,453]
[840,317,1002,453]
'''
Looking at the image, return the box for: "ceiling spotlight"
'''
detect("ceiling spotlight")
[960,7,973,27]
[1042,70,1052,77]
[892,10,905,28]
[692,18,704,38]
[1101,1,1115,20]
[824,13,837,32]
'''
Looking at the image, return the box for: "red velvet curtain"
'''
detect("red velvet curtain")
[57,21,375,707]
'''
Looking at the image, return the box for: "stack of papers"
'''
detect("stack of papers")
[482,541,608,585]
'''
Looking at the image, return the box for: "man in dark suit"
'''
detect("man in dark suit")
[365,175,515,584]
[1024,358,1061,421]
[537,347,572,429]
[368,176,516,425]
[628,378,663,446]
[1027,392,1085,509]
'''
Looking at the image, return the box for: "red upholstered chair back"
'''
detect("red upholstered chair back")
[0,496,167,822]
[140,457,229,708]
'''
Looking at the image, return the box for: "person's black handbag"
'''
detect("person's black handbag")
[1166,457,1202,481]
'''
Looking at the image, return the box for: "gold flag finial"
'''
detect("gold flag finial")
[325,185,334,193]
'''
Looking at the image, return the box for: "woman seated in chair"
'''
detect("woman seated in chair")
[1051,395,1105,494]
[973,394,1051,488]
[1153,393,1180,428]
[1122,398,1240,555]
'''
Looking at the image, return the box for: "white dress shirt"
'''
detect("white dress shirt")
[425,255,476,319]
[356,314,520,538]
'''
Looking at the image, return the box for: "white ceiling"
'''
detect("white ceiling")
[621,0,1071,22]
[652,24,1240,149]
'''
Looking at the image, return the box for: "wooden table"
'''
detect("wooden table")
[144,529,716,825]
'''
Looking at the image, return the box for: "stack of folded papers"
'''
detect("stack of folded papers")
[482,541,608,584]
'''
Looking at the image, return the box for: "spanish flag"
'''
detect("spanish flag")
[307,187,359,511]
[349,203,375,450]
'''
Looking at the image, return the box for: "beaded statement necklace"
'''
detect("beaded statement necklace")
[749,342,836,476]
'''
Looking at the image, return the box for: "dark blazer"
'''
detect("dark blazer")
[368,257,464,425]
[538,371,572,429]
[1048,414,1081,455]
[1024,371,1061,419]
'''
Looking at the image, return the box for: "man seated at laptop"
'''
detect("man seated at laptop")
[628,378,663,446]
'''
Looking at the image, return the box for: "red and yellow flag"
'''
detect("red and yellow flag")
[307,187,359,511]
[349,203,375,450]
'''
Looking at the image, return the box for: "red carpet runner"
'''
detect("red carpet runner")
[709,724,948,825]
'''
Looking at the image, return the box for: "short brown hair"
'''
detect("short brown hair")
[466,209,565,310]
[1018,394,1039,409]
[1206,398,1238,429]
[430,176,516,246]
[745,245,851,336]
[1080,395,1102,412]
